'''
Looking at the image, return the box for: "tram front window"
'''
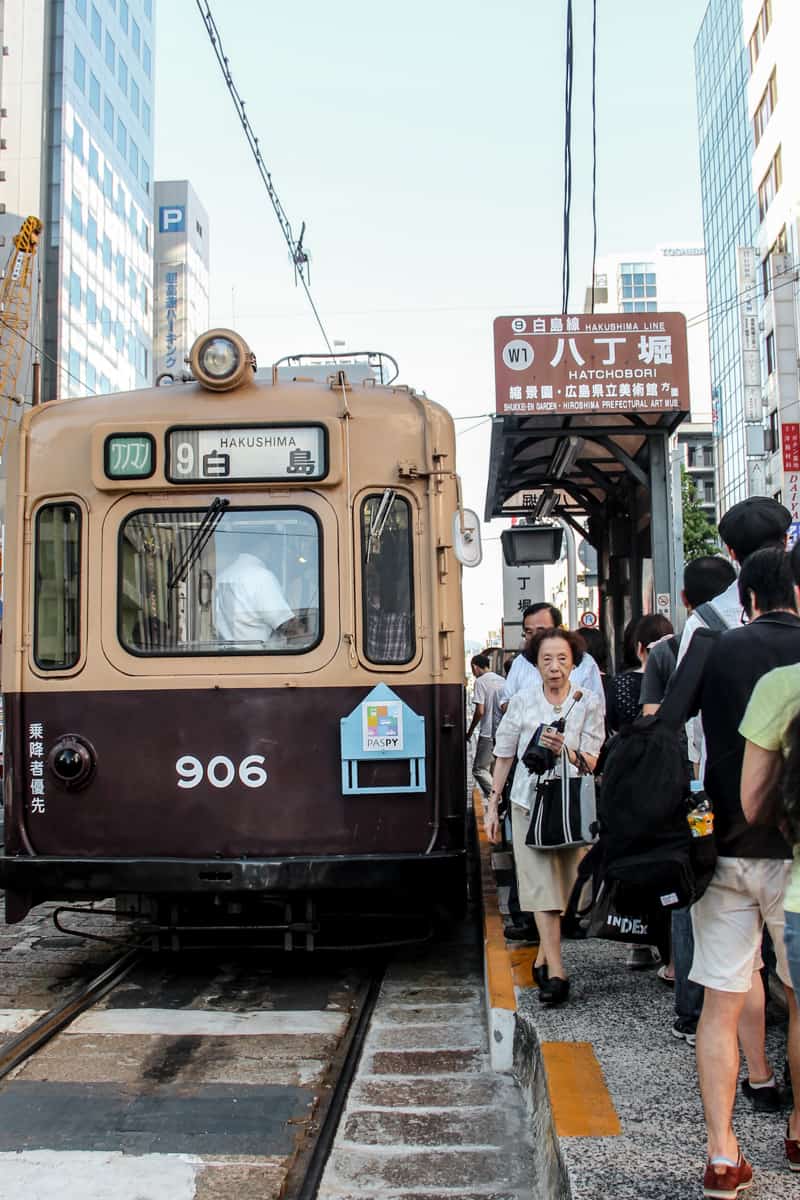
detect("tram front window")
[119,508,321,655]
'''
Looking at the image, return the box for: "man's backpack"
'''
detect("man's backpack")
[590,629,718,916]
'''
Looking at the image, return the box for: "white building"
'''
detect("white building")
[1,0,156,403]
[743,0,800,526]
[153,180,210,384]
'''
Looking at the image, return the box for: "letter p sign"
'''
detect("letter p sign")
[159,205,186,234]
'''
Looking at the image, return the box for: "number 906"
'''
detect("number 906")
[175,754,268,789]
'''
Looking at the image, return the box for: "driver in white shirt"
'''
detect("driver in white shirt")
[215,537,294,646]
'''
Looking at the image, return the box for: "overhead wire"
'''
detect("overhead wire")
[194,0,334,355]
[589,0,598,315]
[561,0,574,314]
[0,315,95,397]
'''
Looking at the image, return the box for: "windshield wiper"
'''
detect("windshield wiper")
[168,497,230,589]
[365,487,396,562]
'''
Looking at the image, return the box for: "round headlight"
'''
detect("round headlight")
[200,337,239,380]
[189,328,254,392]
[47,735,96,790]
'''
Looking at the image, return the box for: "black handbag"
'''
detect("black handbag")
[525,752,597,850]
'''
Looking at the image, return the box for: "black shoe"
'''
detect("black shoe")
[504,923,538,943]
[538,976,570,1006]
[741,1077,785,1112]
[532,963,549,988]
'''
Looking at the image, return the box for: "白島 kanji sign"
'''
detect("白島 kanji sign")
[493,312,690,416]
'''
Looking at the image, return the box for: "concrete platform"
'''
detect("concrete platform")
[474,792,799,1198]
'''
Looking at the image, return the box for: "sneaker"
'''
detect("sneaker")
[740,1077,784,1113]
[786,1123,800,1172]
[702,1153,753,1198]
[627,946,660,970]
[672,1017,697,1047]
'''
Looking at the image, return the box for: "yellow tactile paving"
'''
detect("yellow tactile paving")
[509,946,539,988]
[541,1041,622,1137]
[475,788,620,1136]
[474,791,517,1013]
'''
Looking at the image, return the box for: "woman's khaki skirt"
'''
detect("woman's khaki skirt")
[511,803,583,913]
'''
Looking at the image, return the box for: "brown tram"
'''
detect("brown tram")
[0,330,481,945]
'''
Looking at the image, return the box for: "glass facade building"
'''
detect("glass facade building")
[41,0,155,400]
[695,0,760,510]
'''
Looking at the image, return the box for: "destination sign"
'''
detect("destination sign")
[166,425,327,483]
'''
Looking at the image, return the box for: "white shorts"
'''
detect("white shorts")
[690,857,793,993]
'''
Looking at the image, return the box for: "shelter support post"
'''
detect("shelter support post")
[648,432,676,624]
[557,517,578,629]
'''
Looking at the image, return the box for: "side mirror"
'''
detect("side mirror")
[453,509,483,567]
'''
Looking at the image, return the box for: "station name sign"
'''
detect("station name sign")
[166,424,327,483]
[493,312,690,417]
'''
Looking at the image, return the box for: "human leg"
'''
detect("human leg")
[672,907,703,1023]
[737,970,772,1084]
[533,910,565,978]
[472,736,494,798]
[696,987,748,1165]
[784,982,800,1144]
[690,859,769,1175]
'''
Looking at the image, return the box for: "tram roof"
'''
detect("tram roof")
[484,408,688,530]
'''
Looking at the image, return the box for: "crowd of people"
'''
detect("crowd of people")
[468,495,800,1197]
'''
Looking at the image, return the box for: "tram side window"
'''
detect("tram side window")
[361,495,415,664]
[34,504,81,670]
[118,507,321,655]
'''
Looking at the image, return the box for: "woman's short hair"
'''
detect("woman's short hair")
[634,613,674,651]
[525,627,584,668]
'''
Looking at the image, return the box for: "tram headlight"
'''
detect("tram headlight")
[189,328,255,392]
[47,735,95,790]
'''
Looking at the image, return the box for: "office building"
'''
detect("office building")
[153,180,210,384]
[1,0,155,402]
[744,0,800,523]
[586,246,717,524]
[695,0,763,512]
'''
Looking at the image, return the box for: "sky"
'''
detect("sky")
[154,0,711,643]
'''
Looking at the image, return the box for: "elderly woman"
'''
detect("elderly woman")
[486,628,605,1005]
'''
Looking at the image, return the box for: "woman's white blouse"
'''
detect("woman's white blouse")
[494,681,605,813]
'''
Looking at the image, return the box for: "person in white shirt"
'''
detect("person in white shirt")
[501,603,605,713]
[215,542,294,646]
[466,654,505,797]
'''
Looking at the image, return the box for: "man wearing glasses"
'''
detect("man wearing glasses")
[499,602,605,713]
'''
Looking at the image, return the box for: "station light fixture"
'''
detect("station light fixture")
[189,328,256,392]
[550,436,583,478]
[534,488,559,521]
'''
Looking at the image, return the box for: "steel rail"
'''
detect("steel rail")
[0,946,143,1081]
[279,964,385,1200]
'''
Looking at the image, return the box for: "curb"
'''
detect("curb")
[473,790,517,1072]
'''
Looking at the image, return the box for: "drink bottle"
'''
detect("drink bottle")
[687,779,714,838]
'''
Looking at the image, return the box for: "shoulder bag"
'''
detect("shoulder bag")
[525,749,597,850]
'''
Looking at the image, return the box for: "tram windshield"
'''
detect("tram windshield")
[119,507,321,655]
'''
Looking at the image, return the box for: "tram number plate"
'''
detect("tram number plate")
[167,426,327,483]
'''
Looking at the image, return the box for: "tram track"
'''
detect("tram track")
[279,963,384,1200]
[0,945,144,1082]
[0,919,387,1198]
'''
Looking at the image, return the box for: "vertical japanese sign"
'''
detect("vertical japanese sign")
[736,247,762,423]
[493,313,689,415]
[782,422,800,520]
[155,260,185,381]
[28,721,45,814]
